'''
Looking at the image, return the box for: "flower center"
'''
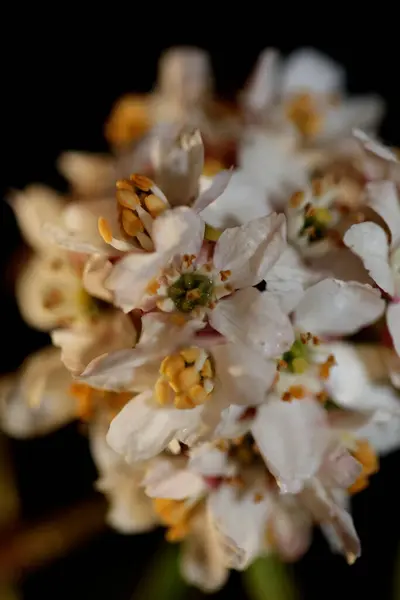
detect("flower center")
[168,273,214,313]
[285,93,323,138]
[154,346,215,409]
[69,383,132,421]
[347,439,379,495]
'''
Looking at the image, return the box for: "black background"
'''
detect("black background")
[1,37,400,599]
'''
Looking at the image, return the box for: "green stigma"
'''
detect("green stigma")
[168,273,214,313]
[281,339,310,373]
[300,207,332,243]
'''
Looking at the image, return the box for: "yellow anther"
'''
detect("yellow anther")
[129,174,153,191]
[319,354,336,380]
[155,379,173,406]
[219,269,231,282]
[98,217,113,243]
[116,181,140,209]
[292,357,309,374]
[254,493,264,504]
[200,359,213,378]
[188,384,208,405]
[180,347,201,363]
[285,93,323,138]
[144,194,167,218]
[289,190,305,208]
[348,439,379,496]
[146,278,160,295]
[178,367,201,391]
[160,354,185,378]
[287,385,306,399]
[121,209,144,236]
[174,394,195,409]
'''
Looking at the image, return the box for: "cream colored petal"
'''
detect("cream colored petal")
[192,169,232,213]
[387,302,400,356]
[188,443,234,478]
[367,181,400,249]
[181,508,229,592]
[0,347,76,438]
[9,184,66,252]
[82,255,113,302]
[320,96,384,142]
[57,151,116,196]
[142,456,206,499]
[281,48,344,95]
[242,47,280,113]
[52,310,136,376]
[343,222,394,295]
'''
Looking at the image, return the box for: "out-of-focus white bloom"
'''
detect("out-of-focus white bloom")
[0,347,76,438]
[344,180,400,355]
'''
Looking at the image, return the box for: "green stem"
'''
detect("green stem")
[242,555,298,600]
[132,542,189,600]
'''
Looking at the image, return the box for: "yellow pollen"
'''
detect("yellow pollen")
[116,180,141,209]
[219,269,231,282]
[155,348,214,409]
[285,93,323,138]
[281,391,293,402]
[121,209,144,236]
[146,278,160,295]
[292,357,309,374]
[319,355,336,380]
[129,174,153,191]
[287,385,306,399]
[348,439,379,496]
[144,194,167,218]
[254,493,264,504]
[98,217,113,244]
[289,190,305,208]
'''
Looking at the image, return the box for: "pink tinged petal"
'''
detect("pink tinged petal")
[320,96,384,142]
[57,151,116,196]
[252,398,329,494]
[82,255,113,302]
[281,48,345,95]
[189,443,234,478]
[142,458,206,499]
[106,252,164,312]
[181,510,229,593]
[387,302,400,356]
[213,405,254,440]
[343,223,394,295]
[367,181,400,249]
[242,48,280,114]
[208,483,271,570]
[353,129,399,163]
[106,391,203,462]
[199,170,273,229]
[294,279,385,336]
[210,289,294,359]
[265,246,321,314]
[213,213,287,288]
[267,501,312,562]
[192,169,233,213]
[318,444,362,489]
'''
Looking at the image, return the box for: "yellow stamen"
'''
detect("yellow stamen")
[289,190,305,208]
[188,384,208,405]
[287,385,306,399]
[178,367,201,391]
[219,269,231,282]
[180,347,201,363]
[129,174,153,191]
[121,209,144,236]
[98,217,113,244]
[200,359,213,378]
[146,278,160,295]
[154,379,172,406]
[285,93,323,138]
[144,194,167,218]
[160,354,186,379]
[319,355,336,380]
[254,493,264,504]
[116,180,140,209]
[174,394,195,409]
[348,439,379,496]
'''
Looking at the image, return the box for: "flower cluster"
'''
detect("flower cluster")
[2,46,400,592]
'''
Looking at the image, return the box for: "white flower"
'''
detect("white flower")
[107,207,294,358]
[0,347,77,438]
[89,419,158,533]
[344,180,400,355]
[242,48,383,144]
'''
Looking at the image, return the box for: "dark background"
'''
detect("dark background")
[1,40,400,599]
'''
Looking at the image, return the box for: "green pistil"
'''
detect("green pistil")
[299,215,328,242]
[281,339,310,373]
[168,273,214,313]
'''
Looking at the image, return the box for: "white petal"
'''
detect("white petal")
[387,302,400,356]
[252,397,329,493]
[266,246,321,313]
[138,312,205,356]
[318,444,362,489]
[181,509,229,592]
[107,391,203,462]
[294,279,385,336]
[210,289,294,359]
[192,170,233,213]
[213,405,253,439]
[106,251,164,312]
[9,185,65,252]
[353,129,399,163]
[320,96,384,142]
[353,414,400,456]
[281,48,344,95]
[43,223,109,255]
[143,457,205,499]
[239,131,309,201]
[242,48,280,113]
[343,223,394,295]
[213,213,287,288]
[367,181,400,249]
[208,483,271,570]
[189,443,234,478]
[82,255,113,302]
[267,499,312,561]
[199,170,273,229]
[153,206,205,256]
